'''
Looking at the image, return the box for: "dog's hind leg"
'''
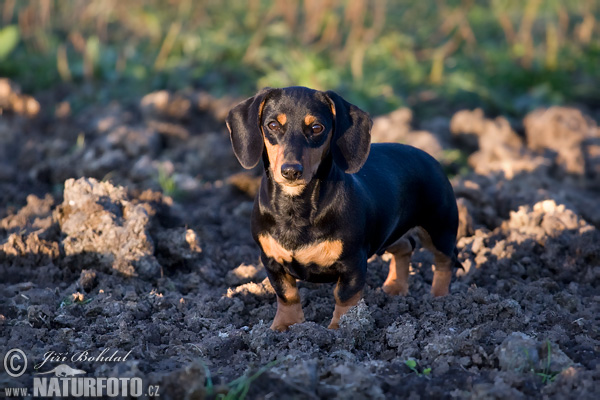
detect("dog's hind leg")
[414,227,453,297]
[382,235,415,296]
[431,251,452,297]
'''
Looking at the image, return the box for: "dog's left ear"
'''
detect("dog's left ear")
[226,88,274,169]
[326,90,372,174]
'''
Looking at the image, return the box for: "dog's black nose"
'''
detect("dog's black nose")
[281,163,303,181]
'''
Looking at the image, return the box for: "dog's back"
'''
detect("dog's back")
[348,143,459,258]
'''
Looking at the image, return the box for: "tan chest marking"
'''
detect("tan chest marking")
[258,233,343,267]
[258,234,293,264]
[294,240,343,266]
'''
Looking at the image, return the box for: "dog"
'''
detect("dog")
[226,86,460,331]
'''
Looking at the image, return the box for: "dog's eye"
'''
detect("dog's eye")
[311,124,324,134]
[267,121,279,131]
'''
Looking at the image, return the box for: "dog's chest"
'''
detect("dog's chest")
[258,232,342,267]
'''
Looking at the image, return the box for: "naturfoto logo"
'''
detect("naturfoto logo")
[3,348,159,398]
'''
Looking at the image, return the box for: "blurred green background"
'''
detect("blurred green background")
[1,0,599,117]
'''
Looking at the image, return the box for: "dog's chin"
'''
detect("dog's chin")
[277,180,308,197]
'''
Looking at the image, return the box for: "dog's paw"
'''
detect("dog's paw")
[327,321,340,329]
[270,322,291,332]
[270,319,305,331]
[382,280,409,296]
[430,286,449,297]
[270,301,305,332]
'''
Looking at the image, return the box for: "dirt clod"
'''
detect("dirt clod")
[57,177,161,278]
[524,107,599,176]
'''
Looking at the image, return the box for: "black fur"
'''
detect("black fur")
[326,90,372,173]
[227,86,459,306]
[226,87,276,169]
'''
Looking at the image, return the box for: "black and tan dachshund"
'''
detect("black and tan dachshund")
[226,87,460,331]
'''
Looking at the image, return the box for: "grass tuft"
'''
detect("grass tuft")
[405,359,432,378]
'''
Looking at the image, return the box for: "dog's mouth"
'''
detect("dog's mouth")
[279,179,307,188]
[281,178,307,186]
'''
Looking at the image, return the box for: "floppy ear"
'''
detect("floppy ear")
[226,88,273,169]
[326,90,372,174]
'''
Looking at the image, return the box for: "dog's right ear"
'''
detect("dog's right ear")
[226,88,273,169]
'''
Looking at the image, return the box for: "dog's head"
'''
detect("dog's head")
[226,86,372,195]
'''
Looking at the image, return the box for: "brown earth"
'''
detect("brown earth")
[1,80,599,399]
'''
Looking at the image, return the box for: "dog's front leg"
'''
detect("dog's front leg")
[328,259,366,329]
[262,256,305,331]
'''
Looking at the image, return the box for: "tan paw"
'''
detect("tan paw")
[382,280,409,296]
[431,270,451,297]
[430,285,449,297]
[269,300,305,332]
[270,322,292,332]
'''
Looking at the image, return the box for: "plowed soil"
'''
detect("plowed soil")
[1,80,599,399]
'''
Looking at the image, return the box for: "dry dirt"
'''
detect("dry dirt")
[1,79,599,399]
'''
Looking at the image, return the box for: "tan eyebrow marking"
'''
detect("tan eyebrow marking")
[276,113,287,125]
[304,114,316,125]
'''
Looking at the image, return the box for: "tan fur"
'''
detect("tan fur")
[294,239,343,267]
[276,113,287,125]
[382,237,412,296]
[262,135,285,182]
[431,268,451,297]
[394,227,452,297]
[328,291,362,329]
[271,297,305,331]
[262,130,308,196]
[261,111,331,196]
[280,273,301,303]
[270,273,304,331]
[280,184,305,196]
[258,233,343,267]
[304,114,316,125]
[258,233,292,264]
